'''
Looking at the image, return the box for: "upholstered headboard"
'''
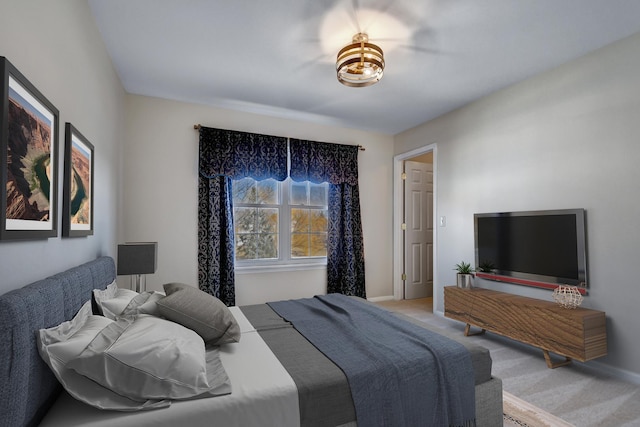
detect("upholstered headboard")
[0,256,116,427]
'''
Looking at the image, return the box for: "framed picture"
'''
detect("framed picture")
[63,123,94,237]
[0,57,59,240]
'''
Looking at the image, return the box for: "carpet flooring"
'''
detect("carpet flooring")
[374,298,640,427]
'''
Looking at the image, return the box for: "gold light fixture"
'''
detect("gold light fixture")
[336,32,384,87]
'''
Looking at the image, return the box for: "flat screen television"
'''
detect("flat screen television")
[474,209,587,293]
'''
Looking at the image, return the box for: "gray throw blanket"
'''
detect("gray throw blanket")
[268,294,476,427]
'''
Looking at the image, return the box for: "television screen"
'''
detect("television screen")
[474,209,587,290]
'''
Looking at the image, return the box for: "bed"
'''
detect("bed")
[0,257,503,427]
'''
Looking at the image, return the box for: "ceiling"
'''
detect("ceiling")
[88,0,640,135]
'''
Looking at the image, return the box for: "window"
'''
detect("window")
[290,181,329,258]
[232,178,279,260]
[232,177,328,267]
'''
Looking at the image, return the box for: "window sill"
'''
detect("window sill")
[235,262,327,275]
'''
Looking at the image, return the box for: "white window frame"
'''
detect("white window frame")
[234,177,328,273]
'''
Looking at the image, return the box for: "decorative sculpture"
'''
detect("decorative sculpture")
[552,285,584,309]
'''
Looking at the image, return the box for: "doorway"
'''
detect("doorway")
[404,157,433,299]
[393,145,437,304]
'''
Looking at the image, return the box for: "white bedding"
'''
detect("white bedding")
[39,307,300,427]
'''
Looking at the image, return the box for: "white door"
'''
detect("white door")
[404,161,433,299]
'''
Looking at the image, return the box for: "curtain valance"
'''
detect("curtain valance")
[199,126,288,181]
[289,138,359,185]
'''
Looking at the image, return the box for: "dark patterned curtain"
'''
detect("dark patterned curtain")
[198,176,235,305]
[290,139,365,297]
[198,127,288,305]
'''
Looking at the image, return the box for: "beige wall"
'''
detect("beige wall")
[0,0,125,293]
[123,95,394,304]
[395,32,640,379]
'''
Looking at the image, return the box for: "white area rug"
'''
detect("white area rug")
[503,391,575,427]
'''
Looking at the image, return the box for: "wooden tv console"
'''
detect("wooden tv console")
[444,286,607,368]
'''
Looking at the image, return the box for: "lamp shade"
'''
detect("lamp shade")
[117,242,157,275]
[336,33,384,87]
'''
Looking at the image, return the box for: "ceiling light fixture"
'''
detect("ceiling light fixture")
[336,33,384,87]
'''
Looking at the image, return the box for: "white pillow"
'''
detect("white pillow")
[37,301,170,411]
[120,291,165,317]
[93,281,138,319]
[67,315,231,401]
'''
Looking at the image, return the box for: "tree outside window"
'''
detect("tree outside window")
[232,178,328,264]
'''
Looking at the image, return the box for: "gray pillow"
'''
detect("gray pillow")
[157,283,240,345]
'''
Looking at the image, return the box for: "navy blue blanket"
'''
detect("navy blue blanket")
[268,294,476,427]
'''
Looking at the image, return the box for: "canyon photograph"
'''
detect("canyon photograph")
[5,84,53,224]
[69,139,91,226]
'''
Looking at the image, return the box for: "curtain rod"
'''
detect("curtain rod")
[193,124,365,151]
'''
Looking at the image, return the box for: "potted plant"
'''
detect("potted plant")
[454,261,475,288]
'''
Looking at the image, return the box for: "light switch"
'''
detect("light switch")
[439,216,446,227]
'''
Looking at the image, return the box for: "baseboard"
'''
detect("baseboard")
[577,359,640,386]
[434,309,640,386]
[367,295,395,302]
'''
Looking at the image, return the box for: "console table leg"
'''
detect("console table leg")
[543,350,572,369]
[464,323,486,336]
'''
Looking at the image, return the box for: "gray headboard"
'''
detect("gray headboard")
[0,256,116,427]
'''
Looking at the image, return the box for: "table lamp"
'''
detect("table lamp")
[117,242,157,292]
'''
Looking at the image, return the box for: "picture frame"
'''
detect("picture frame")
[0,57,59,240]
[63,123,94,237]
